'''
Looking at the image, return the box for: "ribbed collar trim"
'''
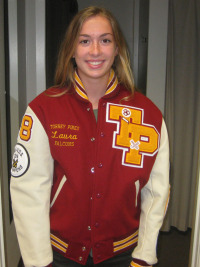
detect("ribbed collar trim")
[74,69,118,100]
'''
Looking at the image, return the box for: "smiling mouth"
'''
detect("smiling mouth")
[87,61,104,66]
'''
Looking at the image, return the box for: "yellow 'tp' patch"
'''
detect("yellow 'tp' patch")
[106,103,160,168]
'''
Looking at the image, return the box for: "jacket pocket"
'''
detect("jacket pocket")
[50,175,67,208]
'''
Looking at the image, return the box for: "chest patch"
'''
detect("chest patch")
[106,103,160,168]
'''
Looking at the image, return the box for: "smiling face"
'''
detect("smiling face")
[74,15,118,86]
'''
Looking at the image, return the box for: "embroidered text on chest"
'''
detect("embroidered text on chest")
[106,103,160,168]
[50,123,80,147]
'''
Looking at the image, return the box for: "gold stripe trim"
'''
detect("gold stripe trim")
[107,69,115,86]
[130,262,142,267]
[75,72,84,88]
[113,236,138,252]
[130,261,152,267]
[75,85,89,100]
[114,230,139,247]
[105,75,118,95]
[50,233,68,248]
[51,240,67,253]
[74,72,88,100]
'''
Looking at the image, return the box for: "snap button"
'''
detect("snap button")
[96,193,102,198]
[100,132,105,137]
[79,256,83,261]
[87,107,91,111]
[95,222,99,228]
[82,246,86,251]
[88,226,91,231]
[98,163,103,168]
[91,167,95,173]
[91,137,95,142]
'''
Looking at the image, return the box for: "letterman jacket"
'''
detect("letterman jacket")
[10,70,170,267]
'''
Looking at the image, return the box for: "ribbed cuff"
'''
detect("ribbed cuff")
[130,260,152,267]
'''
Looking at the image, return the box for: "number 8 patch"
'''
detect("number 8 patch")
[19,114,33,142]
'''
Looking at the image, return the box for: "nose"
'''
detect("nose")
[89,41,101,56]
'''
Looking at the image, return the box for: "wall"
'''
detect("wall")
[146,0,169,114]
[0,1,46,266]
[0,0,6,264]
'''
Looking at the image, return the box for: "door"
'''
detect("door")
[0,0,20,265]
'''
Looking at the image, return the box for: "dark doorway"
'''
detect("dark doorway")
[46,0,78,88]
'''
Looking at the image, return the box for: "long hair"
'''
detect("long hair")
[54,6,134,95]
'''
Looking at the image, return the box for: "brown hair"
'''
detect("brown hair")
[54,6,134,95]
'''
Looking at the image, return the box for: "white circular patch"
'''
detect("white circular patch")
[122,108,131,118]
[11,143,30,178]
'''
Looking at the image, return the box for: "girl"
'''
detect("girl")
[10,6,170,267]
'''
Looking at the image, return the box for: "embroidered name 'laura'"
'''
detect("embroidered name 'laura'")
[51,131,78,140]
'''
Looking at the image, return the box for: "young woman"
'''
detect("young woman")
[10,6,170,267]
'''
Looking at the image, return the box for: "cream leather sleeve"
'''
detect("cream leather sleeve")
[132,119,170,265]
[10,106,54,267]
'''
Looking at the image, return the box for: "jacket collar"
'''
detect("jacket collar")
[74,69,118,101]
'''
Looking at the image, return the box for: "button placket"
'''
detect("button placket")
[89,102,105,247]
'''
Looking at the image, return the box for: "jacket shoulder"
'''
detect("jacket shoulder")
[133,91,162,115]
[28,87,71,129]
[127,91,163,132]
[29,87,68,106]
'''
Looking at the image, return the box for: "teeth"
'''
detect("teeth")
[89,61,102,66]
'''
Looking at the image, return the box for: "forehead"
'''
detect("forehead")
[80,15,113,35]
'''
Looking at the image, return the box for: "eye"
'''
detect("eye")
[80,39,90,45]
[101,38,111,44]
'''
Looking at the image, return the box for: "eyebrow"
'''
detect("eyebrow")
[79,33,113,38]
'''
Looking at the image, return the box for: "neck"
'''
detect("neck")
[82,76,109,109]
